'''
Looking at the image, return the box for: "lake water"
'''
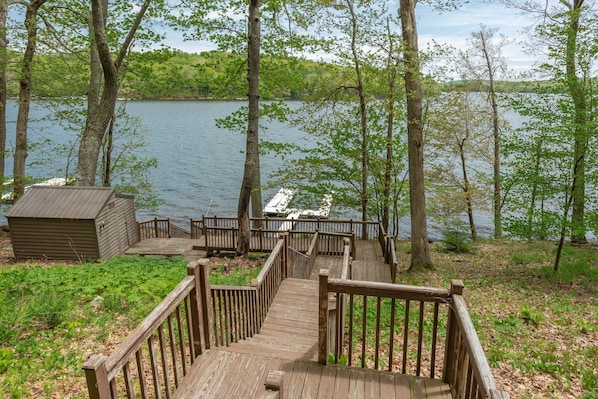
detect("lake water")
[1,100,320,226]
[2,99,498,240]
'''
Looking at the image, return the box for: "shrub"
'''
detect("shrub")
[441,229,473,253]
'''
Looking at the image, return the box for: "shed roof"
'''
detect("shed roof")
[6,186,115,220]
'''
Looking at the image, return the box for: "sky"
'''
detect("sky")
[164,1,539,75]
[416,2,538,74]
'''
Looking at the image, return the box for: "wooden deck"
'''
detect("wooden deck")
[172,279,451,398]
[125,237,207,260]
[310,240,391,283]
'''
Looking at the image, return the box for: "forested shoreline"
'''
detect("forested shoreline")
[4,49,543,101]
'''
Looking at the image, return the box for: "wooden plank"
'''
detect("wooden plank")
[394,374,412,398]
[287,360,310,398]
[301,361,323,399]
[425,378,453,399]
[315,364,337,399]
[348,368,365,399]
[332,366,351,399]
[363,369,380,399]
[410,377,426,399]
[378,372,396,398]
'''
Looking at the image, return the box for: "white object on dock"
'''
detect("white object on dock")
[263,188,296,217]
[2,177,71,202]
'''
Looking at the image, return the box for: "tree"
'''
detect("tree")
[399,0,433,270]
[426,91,493,240]
[264,1,409,236]
[0,0,10,186]
[459,26,510,238]
[237,0,261,255]
[75,0,153,186]
[13,0,47,199]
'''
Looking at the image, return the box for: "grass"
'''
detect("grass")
[0,256,188,399]
[0,241,596,398]
[394,239,598,399]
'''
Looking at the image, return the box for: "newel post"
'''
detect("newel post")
[197,259,213,349]
[443,279,465,386]
[318,269,330,365]
[187,262,204,356]
[83,354,111,399]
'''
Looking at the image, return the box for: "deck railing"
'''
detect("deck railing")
[137,218,191,240]
[83,263,208,399]
[318,274,509,399]
[200,215,382,240]
[206,237,288,347]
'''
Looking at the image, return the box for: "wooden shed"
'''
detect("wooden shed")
[6,186,138,260]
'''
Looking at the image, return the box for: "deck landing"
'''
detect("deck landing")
[173,279,451,398]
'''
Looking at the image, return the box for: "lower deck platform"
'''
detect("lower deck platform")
[172,279,451,399]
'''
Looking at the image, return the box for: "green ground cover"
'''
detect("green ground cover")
[0,242,595,398]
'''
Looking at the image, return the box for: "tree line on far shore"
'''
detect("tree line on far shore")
[2,48,546,101]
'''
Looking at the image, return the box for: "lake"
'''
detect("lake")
[2,99,498,240]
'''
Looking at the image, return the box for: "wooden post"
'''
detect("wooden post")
[167,218,172,238]
[264,370,284,397]
[198,259,212,349]
[82,355,111,399]
[443,279,465,386]
[318,269,330,365]
[187,262,204,356]
[489,389,510,399]
[282,232,289,279]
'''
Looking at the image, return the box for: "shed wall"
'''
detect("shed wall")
[115,196,138,249]
[96,202,120,259]
[9,218,99,260]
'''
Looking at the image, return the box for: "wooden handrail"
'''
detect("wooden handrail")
[444,280,510,399]
[83,262,207,399]
[104,276,196,379]
[326,278,451,302]
[318,274,508,398]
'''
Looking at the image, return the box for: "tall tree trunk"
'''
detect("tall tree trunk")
[459,139,476,240]
[250,155,263,228]
[14,0,46,199]
[478,30,502,239]
[383,18,401,235]
[399,0,433,270]
[238,0,260,256]
[565,1,587,244]
[346,0,369,232]
[0,0,9,185]
[76,0,151,186]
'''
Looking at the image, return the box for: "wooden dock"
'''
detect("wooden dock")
[172,278,451,398]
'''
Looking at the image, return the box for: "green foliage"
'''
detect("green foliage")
[519,305,544,328]
[0,256,187,398]
[441,229,474,253]
[209,264,261,286]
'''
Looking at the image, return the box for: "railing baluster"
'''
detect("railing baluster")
[417,301,424,376]
[157,325,172,398]
[123,362,134,399]
[361,295,367,368]
[374,297,381,370]
[184,296,196,361]
[167,315,181,387]
[147,335,162,399]
[348,293,354,367]
[136,350,148,399]
[431,302,440,378]
[175,305,187,376]
[402,300,410,374]
[388,298,396,372]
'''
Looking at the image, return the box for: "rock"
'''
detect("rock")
[91,296,104,309]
